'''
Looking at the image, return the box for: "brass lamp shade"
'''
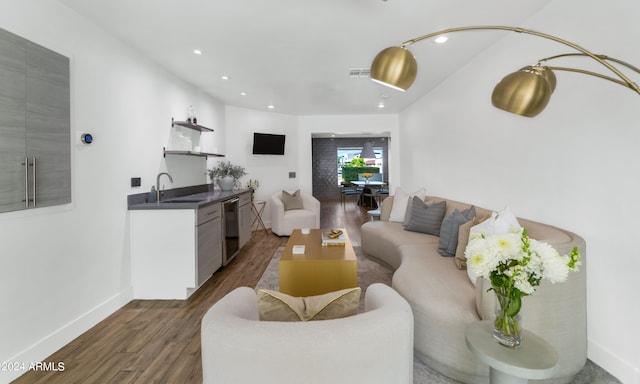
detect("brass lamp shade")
[491,68,555,117]
[370,47,418,91]
[525,65,557,92]
[370,26,639,117]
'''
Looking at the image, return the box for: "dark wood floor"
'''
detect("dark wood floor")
[12,200,371,384]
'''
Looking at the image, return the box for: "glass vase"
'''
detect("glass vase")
[493,290,522,348]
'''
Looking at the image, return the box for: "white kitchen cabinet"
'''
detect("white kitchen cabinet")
[131,203,222,299]
[197,203,223,286]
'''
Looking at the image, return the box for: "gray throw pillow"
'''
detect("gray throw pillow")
[404,197,446,236]
[403,198,434,227]
[281,190,304,211]
[438,206,476,257]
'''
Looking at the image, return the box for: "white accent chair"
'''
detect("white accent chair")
[201,283,414,384]
[270,190,320,236]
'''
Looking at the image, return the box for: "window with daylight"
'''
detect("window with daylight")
[337,147,383,185]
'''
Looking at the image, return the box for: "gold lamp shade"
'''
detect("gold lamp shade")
[491,67,555,117]
[369,26,639,118]
[370,47,418,91]
[523,65,557,92]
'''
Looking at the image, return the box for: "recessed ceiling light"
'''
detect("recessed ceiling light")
[434,36,449,44]
[193,49,202,55]
[267,104,275,109]
[221,75,229,80]
[240,92,247,96]
[378,102,385,109]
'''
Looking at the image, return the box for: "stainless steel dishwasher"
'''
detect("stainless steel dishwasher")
[222,197,240,265]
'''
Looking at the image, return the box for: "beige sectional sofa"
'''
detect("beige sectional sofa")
[361,195,587,384]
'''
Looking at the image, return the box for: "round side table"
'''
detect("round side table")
[465,321,558,384]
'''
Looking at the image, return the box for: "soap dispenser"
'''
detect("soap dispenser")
[149,185,156,203]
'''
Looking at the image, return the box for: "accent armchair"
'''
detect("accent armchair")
[270,190,320,236]
[201,283,414,384]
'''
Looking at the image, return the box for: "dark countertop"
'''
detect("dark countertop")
[128,184,250,210]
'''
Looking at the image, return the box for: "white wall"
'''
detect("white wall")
[0,1,225,382]
[223,106,299,227]
[398,1,639,382]
[223,109,400,228]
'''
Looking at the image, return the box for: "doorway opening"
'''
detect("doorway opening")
[311,136,389,202]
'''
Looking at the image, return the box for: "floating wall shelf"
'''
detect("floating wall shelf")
[163,147,225,158]
[165,118,224,158]
[171,117,214,132]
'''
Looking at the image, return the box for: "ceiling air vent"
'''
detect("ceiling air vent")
[348,68,371,78]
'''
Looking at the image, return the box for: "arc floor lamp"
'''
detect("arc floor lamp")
[370,26,640,117]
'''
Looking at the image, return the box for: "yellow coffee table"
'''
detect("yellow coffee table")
[279,228,358,297]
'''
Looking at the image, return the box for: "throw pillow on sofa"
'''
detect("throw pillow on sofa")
[453,213,492,269]
[438,206,476,257]
[404,197,446,236]
[454,215,480,269]
[404,199,435,227]
[256,287,361,321]
[469,205,520,236]
[389,187,426,223]
[281,189,304,211]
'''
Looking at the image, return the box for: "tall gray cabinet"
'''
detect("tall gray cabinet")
[0,28,70,213]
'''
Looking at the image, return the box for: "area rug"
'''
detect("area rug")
[255,247,620,384]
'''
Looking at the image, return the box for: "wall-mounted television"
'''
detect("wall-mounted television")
[252,132,286,155]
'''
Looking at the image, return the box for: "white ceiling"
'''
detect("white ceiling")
[58,0,552,115]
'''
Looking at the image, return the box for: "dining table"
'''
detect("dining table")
[350,180,386,188]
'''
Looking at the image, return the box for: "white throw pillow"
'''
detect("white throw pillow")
[389,187,426,223]
[466,206,521,285]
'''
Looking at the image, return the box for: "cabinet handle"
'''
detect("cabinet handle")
[21,158,37,207]
[31,157,36,207]
[23,157,29,208]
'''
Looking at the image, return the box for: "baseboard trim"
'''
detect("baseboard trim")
[588,338,637,384]
[1,287,133,384]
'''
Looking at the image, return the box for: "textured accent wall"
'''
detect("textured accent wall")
[311,137,389,201]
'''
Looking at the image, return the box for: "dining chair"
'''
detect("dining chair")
[358,187,378,209]
[340,182,359,206]
[376,184,389,205]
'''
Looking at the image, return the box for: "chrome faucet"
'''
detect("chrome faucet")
[156,172,173,202]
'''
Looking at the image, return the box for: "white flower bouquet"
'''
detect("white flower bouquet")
[465,227,580,347]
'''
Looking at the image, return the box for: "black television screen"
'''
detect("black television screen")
[252,133,286,155]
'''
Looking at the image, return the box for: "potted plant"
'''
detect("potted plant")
[207,160,247,191]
